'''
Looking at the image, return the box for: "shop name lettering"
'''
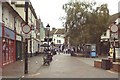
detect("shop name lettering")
[4,31,10,37]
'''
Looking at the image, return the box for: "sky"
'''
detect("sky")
[30,0,120,28]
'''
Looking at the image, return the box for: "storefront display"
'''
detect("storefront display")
[1,24,16,66]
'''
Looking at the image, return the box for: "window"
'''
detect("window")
[57,35,60,37]
[57,40,61,43]
[103,32,106,36]
[2,7,4,22]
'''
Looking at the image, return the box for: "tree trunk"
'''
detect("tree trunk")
[96,35,101,56]
[96,42,101,56]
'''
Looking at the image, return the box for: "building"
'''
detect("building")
[0,2,25,67]
[40,22,45,42]
[50,28,65,48]
[14,0,41,56]
[100,13,120,55]
[0,0,42,67]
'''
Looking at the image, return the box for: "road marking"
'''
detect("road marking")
[106,70,119,74]
[28,73,40,77]
[54,59,58,62]
[21,76,24,78]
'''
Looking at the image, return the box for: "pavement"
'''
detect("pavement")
[2,53,119,78]
[0,68,2,80]
[2,54,44,78]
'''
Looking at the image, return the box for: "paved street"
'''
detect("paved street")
[2,53,119,78]
[0,68,2,80]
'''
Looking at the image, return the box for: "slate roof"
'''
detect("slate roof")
[49,28,65,36]
[54,29,65,34]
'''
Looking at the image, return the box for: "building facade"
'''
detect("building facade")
[50,28,65,48]
[100,17,120,56]
[0,0,42,67]
[14,0,40,56]
[0,2,24,67]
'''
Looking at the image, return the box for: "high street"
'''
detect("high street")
[2,53,118,78]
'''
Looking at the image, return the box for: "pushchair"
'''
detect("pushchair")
[43,52,53,65]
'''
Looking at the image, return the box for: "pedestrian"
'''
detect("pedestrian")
[70,47,74,56]
[109,47,113,57]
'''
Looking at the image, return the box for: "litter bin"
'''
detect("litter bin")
[90,51,96,57]
[101,59,111,70]
[90,44,97,57]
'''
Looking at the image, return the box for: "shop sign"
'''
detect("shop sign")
[16,35,21,41]
[0,23,2,37]
[4,27,15,40]
[111,32,118,39]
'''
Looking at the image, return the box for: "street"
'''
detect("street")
[0,0,120,80]
[2,53,119,78]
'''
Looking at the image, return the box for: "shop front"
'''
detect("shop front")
[1,23,16,66]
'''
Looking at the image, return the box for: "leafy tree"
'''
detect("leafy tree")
[63,1,109,54]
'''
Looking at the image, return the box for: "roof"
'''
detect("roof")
[49,28,57,36]
[48,28,65,36]
[55,29,65,34]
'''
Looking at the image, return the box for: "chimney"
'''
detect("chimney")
[52,28,56,30]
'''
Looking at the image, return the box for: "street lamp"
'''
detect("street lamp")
[46,24,50,50]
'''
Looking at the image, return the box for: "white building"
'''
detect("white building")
[100,17,119,56]
[101,18,119,42]
[50,28,65,47]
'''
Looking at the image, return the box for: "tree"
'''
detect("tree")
[63,1,109,54]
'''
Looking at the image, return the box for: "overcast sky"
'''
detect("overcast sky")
[30,0,120,28]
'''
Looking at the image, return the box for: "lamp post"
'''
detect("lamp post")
[24,1,29,74]
[46,24,50,50]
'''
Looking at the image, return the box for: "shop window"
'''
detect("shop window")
[2,38,14,65]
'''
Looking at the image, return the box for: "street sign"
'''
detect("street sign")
[22,24,31,34]
[111,32,118,39]
[110,24,118,33]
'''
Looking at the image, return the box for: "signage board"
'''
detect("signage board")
[110,24,118,33]
[16,35,22,41]
[111,32,118,39]
[4,27,15,40]
[91,44,96,51]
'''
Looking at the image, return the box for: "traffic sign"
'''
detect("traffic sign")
[110,24,118,33]
[22,24,31,34]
